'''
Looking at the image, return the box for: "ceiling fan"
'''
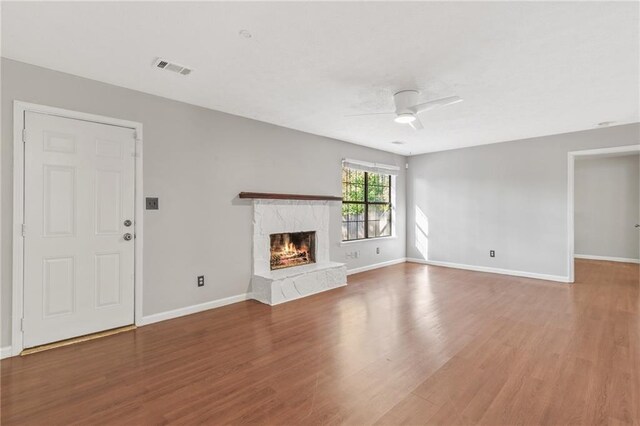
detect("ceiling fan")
[347,90,463,130]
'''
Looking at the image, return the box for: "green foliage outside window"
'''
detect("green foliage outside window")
[342,167,392,241]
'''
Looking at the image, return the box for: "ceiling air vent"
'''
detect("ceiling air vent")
[154,58,193,76]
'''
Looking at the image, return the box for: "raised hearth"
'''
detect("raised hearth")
[252,262,346,305]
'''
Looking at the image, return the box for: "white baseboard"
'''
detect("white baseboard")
[1,346,13,360]
[406,258,570,283]
[347,258,407,275]
[574,254,640,264]
[139,293,250,326]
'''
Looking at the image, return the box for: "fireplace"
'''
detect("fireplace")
[249,198,346,305]
[270,231,316,270]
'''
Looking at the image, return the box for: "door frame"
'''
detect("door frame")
[12,101,144,356]
[567,144,640,283]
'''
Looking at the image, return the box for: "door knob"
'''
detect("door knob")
[123,233,133,241]
[124,219,132,227]
[635,224,640,228]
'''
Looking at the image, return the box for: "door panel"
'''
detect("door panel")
[43,165,76,237]
[43,256,75,317]
[23,112,136,348]
[95,139,122,159]
[43,131,76,154]
[95,253,121,308]
[95,169,122,235]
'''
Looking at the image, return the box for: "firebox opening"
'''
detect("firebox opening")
[270,231,316,270]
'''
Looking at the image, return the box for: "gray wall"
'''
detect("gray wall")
[407,124,640,278]
[1,58,407,347]
[575,154,639,260]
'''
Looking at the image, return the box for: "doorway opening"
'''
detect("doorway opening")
[567,145,640,282]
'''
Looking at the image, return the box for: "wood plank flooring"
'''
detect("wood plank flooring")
[2,259,638,425]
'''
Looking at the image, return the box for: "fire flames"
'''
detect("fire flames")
[270,232,315,270]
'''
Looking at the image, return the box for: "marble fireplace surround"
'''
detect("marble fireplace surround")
[249,198,347,305]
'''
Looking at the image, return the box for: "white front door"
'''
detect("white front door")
[23,111,136,348]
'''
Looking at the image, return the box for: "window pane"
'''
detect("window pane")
[342,203,364,220]
[342,168,365,202]
[342,202,365,240]
[367,172,390,202]
[348,221,356,240]
[368,204,391,237]
[344,221,365,240]
[352,184,366,202]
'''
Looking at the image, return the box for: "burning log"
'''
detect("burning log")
[269,232,316,270]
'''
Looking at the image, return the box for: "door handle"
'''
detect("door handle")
[635,224,640,228]
[123,233,133,241]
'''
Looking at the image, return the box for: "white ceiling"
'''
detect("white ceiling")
[2,1,639,155]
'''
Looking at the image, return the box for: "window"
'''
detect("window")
[342,167,392,241]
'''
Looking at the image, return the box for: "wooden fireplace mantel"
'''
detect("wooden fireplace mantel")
[238,192,342,201]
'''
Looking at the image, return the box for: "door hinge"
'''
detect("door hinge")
[21,223,26,237]
[22,129,27,143]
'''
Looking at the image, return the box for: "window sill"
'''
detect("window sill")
[340,235,397,246]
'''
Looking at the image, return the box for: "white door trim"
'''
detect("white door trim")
[12,101,144,356]
[567,144,640,283]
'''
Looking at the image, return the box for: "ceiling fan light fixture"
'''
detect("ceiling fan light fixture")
[394,113,416,124]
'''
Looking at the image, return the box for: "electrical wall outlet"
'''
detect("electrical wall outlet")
[490,250,495,258]
[197,275,205,287]
[345,251,361,259]
[146,197,159,210]
[376,247,380,255]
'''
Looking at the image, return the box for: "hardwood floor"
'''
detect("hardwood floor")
[2,259,638,425]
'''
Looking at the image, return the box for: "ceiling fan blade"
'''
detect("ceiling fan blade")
[344,112,396,117]
[409,96,463,114]
[409,117,424,130]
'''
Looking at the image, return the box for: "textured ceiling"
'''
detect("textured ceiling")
[2,1,639,155]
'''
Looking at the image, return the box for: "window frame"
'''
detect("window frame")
[341,169,393,242]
